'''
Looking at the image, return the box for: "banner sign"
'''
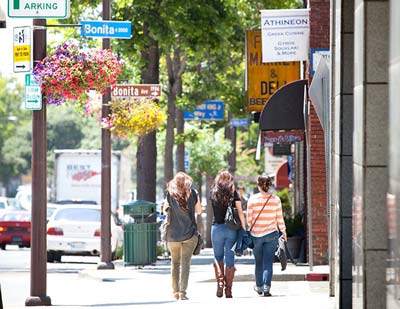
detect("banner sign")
[261,130,304,144]
[260,9,310,62]
[246,29,300,113]
[184,101,224,121]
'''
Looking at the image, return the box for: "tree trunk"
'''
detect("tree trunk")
[164,49,188,185]
[136,24,159,202]
[176,110,185,172]
[225,112,236,174]
[205,173,214,248]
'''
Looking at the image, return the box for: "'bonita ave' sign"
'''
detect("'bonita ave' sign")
[80,21,132,39]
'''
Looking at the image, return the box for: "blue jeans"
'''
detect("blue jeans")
[252,231,279,288]
[211,223,238,267]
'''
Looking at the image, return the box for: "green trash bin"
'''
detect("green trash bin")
[123,200,157,266]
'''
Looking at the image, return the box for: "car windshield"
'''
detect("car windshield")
[0,212,30,221]
[54,208,101,222]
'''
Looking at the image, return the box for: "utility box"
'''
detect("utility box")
[123,200,157,266]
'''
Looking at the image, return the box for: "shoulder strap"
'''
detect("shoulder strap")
[249,194,272,232]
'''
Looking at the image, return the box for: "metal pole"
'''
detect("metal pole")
[98,0,114,270]
[304,85,313,271]
[25,19,51,306]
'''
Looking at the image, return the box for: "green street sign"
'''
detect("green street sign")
[25,74,42,110]
[8,0,70,18]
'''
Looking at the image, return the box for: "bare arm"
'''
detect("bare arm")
[195,195,202,215]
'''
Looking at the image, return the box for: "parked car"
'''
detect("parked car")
[46,204,123,263]
[0,210,31,250]
[46,203,59,222]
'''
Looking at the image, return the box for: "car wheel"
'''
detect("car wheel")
[54,252,62,263]
[0,243,6,250]
[47,251,55,263]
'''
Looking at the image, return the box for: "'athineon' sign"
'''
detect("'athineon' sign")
[261,9,310,63]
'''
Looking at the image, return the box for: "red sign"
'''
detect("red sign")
[111,84,162,98]
[261,130,304,144]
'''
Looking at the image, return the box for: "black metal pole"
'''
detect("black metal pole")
[98,0,114,270]
[25,19,51,306]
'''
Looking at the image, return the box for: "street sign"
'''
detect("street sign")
[184,101,224,121]
[230,118,249,127]
[8,0,70,18]
[13,26,31,73]
[111,84,161,98]
[184,151,190,171]
[81,21,132,39]
[25,73,42,110]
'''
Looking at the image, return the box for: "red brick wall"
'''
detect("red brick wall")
[308,0,329,265]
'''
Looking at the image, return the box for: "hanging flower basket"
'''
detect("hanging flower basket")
[85,97,166,138]
[33,43,123,105]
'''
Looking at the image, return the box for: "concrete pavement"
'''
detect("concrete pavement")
[2,248,334,308]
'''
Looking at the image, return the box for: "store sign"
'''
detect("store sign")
[261,130,304,144]
[246,30,300,113]
[8,0,70,18]
[260,9,310,62]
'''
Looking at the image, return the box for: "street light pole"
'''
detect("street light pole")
[98,0,114,270]
[25,18,51,306]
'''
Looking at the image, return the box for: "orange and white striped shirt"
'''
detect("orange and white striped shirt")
[246,193,286,237]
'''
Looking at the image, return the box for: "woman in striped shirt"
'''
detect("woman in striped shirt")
[247,175,287,297]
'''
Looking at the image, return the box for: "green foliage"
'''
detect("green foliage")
[285,213,305,237]
[276,188,291,219]
[185,124,231,184]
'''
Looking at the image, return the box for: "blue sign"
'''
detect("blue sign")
[230,118,249,127]
[310,48,330,76]
[184,101,224,121]
[80,21,132,39]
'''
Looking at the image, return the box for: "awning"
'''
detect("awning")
[259,79,308,131]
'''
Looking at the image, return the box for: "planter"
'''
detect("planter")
[286,236,304,260]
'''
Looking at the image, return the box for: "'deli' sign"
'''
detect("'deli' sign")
[245,29,300,113]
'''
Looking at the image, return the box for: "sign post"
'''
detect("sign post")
[13,26,31,73]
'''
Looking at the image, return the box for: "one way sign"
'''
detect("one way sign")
[13,26,31,73]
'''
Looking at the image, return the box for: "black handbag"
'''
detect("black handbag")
[193,232,204,255]
[224,198,241,230]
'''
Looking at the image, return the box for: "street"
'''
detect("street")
[0,246,335,309]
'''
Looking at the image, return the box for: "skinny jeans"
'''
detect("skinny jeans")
[211,223,238,267]
[252,231,279,289]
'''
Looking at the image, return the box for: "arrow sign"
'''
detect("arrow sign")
[25,73,42,110]
[13,26,31,73]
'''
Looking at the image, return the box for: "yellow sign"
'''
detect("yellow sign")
[14,45,30,62]
[246,29,300,112]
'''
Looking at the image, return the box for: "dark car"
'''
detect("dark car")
[0,210,31,250]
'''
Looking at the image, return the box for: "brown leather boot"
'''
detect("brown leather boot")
[224,266,236,298]
[213,261,225,297]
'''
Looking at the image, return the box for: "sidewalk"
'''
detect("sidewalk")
[80,248,330,283]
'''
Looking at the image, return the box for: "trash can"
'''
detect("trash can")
[123,200,157,266]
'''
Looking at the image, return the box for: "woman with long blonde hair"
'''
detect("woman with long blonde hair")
[164,172,202,301]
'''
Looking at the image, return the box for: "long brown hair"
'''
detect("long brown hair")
[167,172,193,211]
[210,170,234,207]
